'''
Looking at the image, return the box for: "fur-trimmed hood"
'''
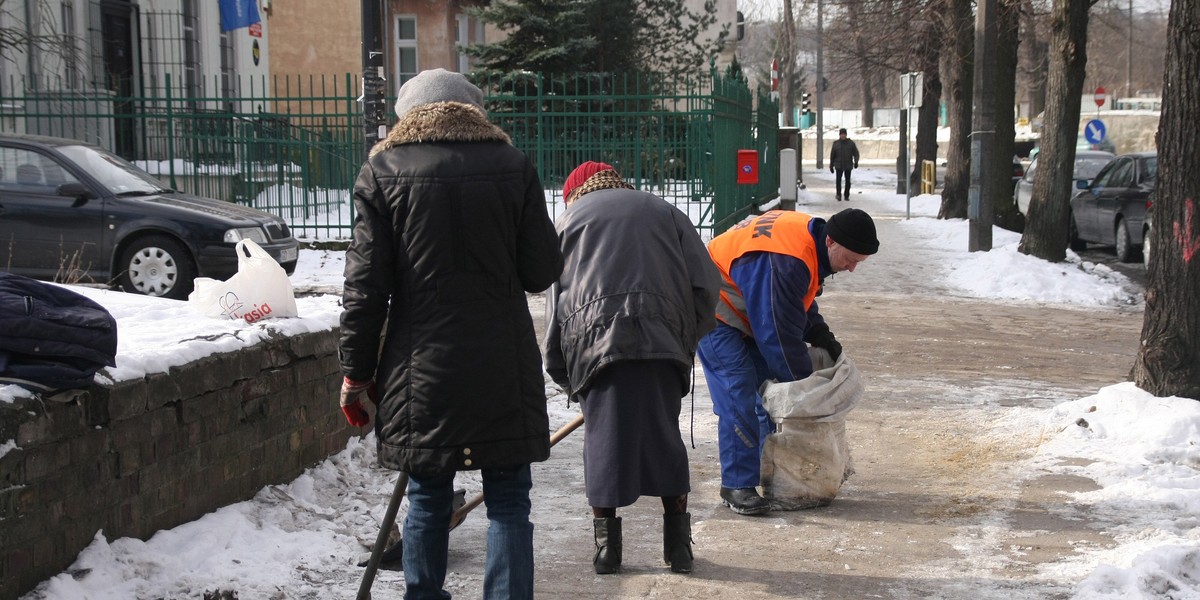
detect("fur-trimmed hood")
[369,102,511,157]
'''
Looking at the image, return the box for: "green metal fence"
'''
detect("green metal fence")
[1,67,777,240]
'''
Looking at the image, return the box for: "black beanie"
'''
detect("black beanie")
[827,208,879,255]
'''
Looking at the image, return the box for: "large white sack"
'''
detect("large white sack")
[760,348,863,510]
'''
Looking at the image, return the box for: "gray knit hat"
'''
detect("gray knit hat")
[393,68,485,119]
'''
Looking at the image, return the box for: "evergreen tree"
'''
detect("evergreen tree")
[464,0,598,75]
[633,0,728,78]
[466,0,727,78]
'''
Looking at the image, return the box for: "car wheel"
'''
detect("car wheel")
[1068,213,1087,251]
[117,235,197,300]
[1114,218,1136,263]
[1143,223,1153,269]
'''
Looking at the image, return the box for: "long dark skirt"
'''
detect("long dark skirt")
[577,360,690,508]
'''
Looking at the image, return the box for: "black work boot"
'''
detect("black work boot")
[719,487,770,516]
[592,517,622,574]
[663,513,694,574]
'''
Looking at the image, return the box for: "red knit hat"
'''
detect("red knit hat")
[563,161,615,201]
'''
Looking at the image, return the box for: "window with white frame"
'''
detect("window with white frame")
[181,0,200,98]
[395,15,417,86]
[455,14,470,73]
[219,29,235,108]
[61,1,78,89]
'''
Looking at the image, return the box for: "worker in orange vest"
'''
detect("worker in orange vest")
[698,208,879,515]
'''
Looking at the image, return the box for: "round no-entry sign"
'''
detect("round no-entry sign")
[1094,86,1106,107]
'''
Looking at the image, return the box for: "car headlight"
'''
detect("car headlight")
[224,227,268,244]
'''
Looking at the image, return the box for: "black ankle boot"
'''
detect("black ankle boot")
[593,517,622,574]
[662,513,693,574]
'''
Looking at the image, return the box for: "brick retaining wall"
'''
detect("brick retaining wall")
[0,329,353,599]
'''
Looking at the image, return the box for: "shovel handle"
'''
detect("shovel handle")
[357,471,409,600]
[448,414,585,528]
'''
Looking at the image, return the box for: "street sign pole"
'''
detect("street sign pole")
[901,72,922,220]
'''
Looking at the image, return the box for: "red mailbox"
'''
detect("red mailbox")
[737,149,759,184]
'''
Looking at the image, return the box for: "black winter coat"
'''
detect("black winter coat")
[830,138,860,171]
[339,102,564,476]
[543,188,721,394]
[0,272,117,392]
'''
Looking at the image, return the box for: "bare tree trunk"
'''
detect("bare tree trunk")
[1017,0,1089,262]
[990,0,1023,233]
[913,30,942,191]
[1019,2,1048,124]
[780,0,797,126]
[849,1,874,129]
[939,0,974,219]
[859,52,875,127]
[1132,0,1200,400]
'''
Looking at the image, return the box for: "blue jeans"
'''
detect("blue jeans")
[697,325,774,489]
[402,465,535,600]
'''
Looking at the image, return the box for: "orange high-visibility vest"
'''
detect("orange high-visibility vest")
[707,211,821,336]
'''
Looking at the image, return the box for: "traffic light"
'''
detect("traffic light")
[801,92,811,116]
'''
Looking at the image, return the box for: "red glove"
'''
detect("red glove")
[340,377,377,427]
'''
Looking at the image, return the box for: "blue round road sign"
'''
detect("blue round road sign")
[1084,119,1107,145]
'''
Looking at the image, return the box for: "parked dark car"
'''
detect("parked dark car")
[0,134,298,300]
[1069,151,1156,263]
[1015,150,1115,216]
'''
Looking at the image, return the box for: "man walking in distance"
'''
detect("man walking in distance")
[544,161,721,575]
[829,128,860,201]
[338,69,563,599]
[698,208,879,515]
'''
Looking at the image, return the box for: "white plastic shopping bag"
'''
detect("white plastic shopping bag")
[759,348,863,510]
[188,240,298,323]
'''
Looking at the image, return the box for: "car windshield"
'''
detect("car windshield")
[1075,158,1113,180]
[1141,157,1158,185]
[56,145,169,195]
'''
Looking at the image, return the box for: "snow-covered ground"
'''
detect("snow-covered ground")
[8,167,1198,599]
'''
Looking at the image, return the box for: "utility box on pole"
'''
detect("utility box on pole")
[779,148,798,210]
[777,126,802,187]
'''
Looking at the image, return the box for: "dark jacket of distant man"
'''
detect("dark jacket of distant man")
[829,136,860,172]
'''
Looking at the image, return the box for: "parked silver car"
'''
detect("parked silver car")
[1015,150,1115,216]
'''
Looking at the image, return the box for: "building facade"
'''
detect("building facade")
[1,0,269,98]
[267,0,738,92]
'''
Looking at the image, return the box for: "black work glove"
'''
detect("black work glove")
[806,323,842,362]
[829,166,834,173]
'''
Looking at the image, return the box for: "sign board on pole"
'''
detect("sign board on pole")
[1084,119,1107,145]
[1094,86,1106,107]
[900,72,923,108]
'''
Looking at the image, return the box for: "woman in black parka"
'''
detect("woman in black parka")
[338,69,563,600]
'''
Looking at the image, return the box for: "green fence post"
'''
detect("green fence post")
[166,74,177,191]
